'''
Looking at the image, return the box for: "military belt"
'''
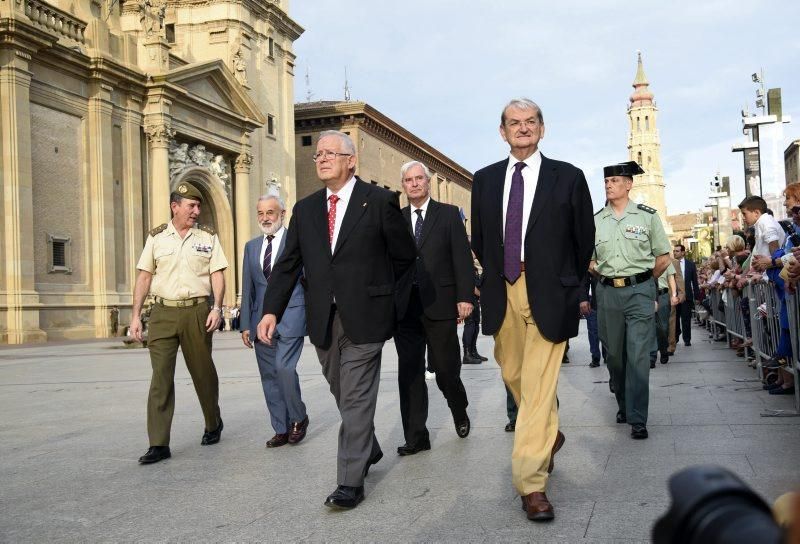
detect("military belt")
[600,270,653,288]
[657,287,669,296]
[154,296,207,308]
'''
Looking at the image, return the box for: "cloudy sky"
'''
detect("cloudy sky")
[291,1,800,216]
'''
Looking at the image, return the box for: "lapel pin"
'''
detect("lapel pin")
[362,202,367,207]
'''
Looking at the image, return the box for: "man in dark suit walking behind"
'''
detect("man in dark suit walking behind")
[240,194,308,448]
[672,244,699,347]
[471,98,595,521]
[394,161,475,457]
[257,130,416,510]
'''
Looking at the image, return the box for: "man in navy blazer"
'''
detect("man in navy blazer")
[240,194,308,448]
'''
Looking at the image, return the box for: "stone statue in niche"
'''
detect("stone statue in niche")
[230,38,248,86]
[210,155,230,186]
[138,0,165,37]
[188,144,212,168]
[168,141,189,179]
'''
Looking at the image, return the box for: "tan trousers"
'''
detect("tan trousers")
[668,306,677,353]
[493,277,565,495]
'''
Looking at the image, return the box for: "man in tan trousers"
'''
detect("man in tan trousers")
[470,98,595,521]
[668,257,687,355]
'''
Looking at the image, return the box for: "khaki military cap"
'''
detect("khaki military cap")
[175,182,203,202]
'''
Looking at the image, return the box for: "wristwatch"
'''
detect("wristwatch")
[211,306,222,313]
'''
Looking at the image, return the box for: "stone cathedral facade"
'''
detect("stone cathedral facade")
[0,0,302,343]
[627,52,670,233]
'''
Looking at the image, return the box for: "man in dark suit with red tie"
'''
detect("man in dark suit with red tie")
[394,160,475,457]
[257,130,416,510]
[471,98,595,521]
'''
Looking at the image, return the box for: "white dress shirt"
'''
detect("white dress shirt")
[753,213,786,257]
[502,150,542,261]
[679,257,685,278]
[410,197,431,232]
[259,225,286,273]
[327,175,357,249]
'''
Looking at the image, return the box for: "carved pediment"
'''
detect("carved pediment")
[181,77,237,111]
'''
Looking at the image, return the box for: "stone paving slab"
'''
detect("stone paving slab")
[1,321,798,542]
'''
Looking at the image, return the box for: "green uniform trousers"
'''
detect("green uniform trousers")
[597,280,656,425]
[146,301,221,446]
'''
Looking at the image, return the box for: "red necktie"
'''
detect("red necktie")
[328,194,340,247]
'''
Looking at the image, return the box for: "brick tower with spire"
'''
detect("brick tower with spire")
[627,52,671,234]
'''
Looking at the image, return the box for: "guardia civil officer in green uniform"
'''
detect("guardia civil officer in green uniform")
[130,182,229,463]
[590,161,671,439]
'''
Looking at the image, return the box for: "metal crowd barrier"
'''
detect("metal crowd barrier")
[707,290,727,340]
[723,288,746,342]
[787,291,800,409]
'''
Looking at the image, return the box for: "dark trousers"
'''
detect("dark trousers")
[461,296,480,353]
[506,385,518,424]
[146,302,221,446]
[674,300,693,343]
[395,287,469,447]
[315,310,383,487]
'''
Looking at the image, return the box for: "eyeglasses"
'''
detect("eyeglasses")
[504,119,540,130]
[312,151,352,162]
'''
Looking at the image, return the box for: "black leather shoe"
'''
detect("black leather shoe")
[364,450,383,476]
[649,359,656,369]
[660,353,669,365]
[455,415,470,438]
[616,412,627,424]
[472,350,488,362]
[462,353,482,365]
[138,446,171,464]
[684,341,691,347]
[631,424,648,439]
[201,419,223,445]
[589,359,600,368]
[562,354,570,364]
[667,350,675,356]
[505,421,516,432]
[324,485,364,509]
[397,442,431,456]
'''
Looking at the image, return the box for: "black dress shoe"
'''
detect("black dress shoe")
[397,442,431,456]
[455,415,470,438]
[631,424,648,439]
[616,412,627,424]
[589,359,600,368]
[324,485,364,509]
[472,350,489,362]
[505,421,516,432]
[562,354,570,364]
[138,446,171,464]
[667,350,675,356]
[684,341,691,347]
[201,419,223,445]
[650,359,656,369]
[364,450,383,476]
[462,353,482,365]
[660,353,669,365]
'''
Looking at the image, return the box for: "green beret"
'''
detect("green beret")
[174,182,203,202]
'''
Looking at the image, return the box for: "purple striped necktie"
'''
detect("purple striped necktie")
[504,162,525,283]
[262,235,274,280]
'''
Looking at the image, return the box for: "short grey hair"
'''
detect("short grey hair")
[318,130,356,155]
[501,98,544,125]
[257,194,285,210]
[400,160,432,182]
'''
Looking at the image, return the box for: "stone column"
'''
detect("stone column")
[234,151,253,305]
[0,48,45,343]
[144,121,175,226]
[87,80,116,337]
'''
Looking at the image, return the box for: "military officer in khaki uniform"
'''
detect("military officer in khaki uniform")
[590,161,671,439]
[130,182,228,464]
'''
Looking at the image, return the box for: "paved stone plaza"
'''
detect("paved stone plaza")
[2,322,799,543]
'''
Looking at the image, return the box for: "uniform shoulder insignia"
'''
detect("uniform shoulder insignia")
[198,224,216,236]
[149,223,168,236]
[637,204,657,214]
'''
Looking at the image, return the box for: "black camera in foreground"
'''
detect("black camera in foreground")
[654,465,785,544]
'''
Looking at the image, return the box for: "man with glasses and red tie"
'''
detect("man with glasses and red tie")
[240,194,308,449]
[471,99,595,522]
[257,130,416,510]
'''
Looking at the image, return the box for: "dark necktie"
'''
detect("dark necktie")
[328,194,340,247]
[504,162,526,283]
[262,235,274,281]
[414,209,424,245]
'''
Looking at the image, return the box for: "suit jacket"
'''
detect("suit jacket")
[240,232,306,339]
[672,258,687,300]
[471,154,595,342]
[682,258,699,301]
[402,199,474,320]
[579,273,599,311]
[263,178,416,348]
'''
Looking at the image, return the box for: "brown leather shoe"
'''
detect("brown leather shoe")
[266,433,289,448]
[521,492,555,521]
[547,430,565,474]
[288,416,309,444]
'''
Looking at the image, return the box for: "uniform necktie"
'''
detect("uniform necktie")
[414,209,424,245]
[328,194,340,247]
[504,161,525,283]
[262,235,274,281]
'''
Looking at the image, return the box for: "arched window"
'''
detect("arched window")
[645,116,650,130]
[636,117,641,131]
[637,152,642,165]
